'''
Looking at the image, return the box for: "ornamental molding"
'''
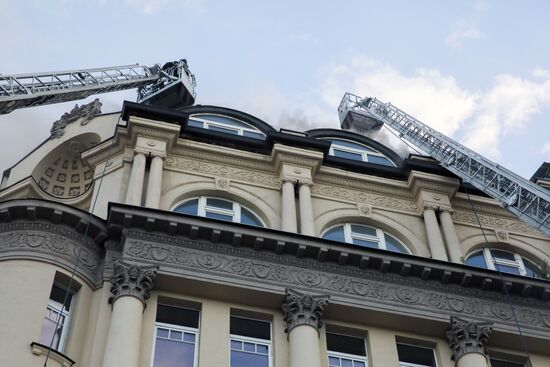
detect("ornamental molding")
[50,99,102,139]
[282,288,329,334]
[164,156,281,188]
[121,232,550,336]
[108,260,157,307]
[311,183,418,213]
[446,316,493,361]
[451,209,545,237]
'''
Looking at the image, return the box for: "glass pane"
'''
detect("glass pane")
[187,119,203,128]
[367,154,394,166]
[243,342,255,352]
[495,263,521,275]
[39,316,62,350]
[197,114,252,128]
[230,316,271,340]
[50,284,72,311]
[354,362,366,367]
[333,149,364,161]
[174,199,199,215]
[230,350,269,367]
[350,225,377,237]
[326,332,366,356]
[208,124,239,135]
[183,333,196,342]
[256,344,268,354]
[329,356,341,366]
[157,328,169,338]
[341,358,353,367]
[240,208,264,227]
[153,338,195,367]
[243,130,265,140]
[205,211,234,222]
[465,251,488,269]
[170,330,183,341]
[523,260,543,279]
[490,249,516,261]
[231,340,242,350]
[156,305,200,328]
[397,343,436,367]
[384,234,408,253]
[206,198,234,210]
[490,358,525,367]
[323,226,346,242]
[352,238,379,249]
[331,139,376,152]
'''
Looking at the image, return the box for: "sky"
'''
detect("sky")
[1,0,550,179]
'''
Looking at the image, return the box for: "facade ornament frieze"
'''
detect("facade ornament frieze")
[108,260,158,307]
[281,288,330,334]
[50,99,102,139]
[446,316,493,361]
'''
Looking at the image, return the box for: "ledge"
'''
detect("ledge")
[30,342,75,367]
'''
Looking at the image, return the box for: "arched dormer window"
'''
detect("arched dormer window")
[465,248,544,279]
[327,138,396,167]
[322,223,410,254]
[188,114,265,140]
[173,197,264,227]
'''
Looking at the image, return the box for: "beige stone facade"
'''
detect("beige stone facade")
[0,100,549,367]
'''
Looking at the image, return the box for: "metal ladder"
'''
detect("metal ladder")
[339,92,550,237]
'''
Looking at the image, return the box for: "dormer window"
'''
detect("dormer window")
[465,248,544,279]
[322,224,410,254]
[188,114,265,140]
[328,138,395,167]
[173,197,265,227]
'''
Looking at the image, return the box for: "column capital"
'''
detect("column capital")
[298,180,314,188]
[282,288,329,334]
[423,204,439,212]
[282,178,298,185]
[108,261,158,307]
[439,206,454,214]
[446,316,493,361]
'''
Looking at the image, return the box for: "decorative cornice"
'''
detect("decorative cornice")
[282,288,329,334]
[451,209,545,237]
[446,316,493,361]
[108,260,157,307]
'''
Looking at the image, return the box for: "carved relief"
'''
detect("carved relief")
[451,209,543,236]
[50,99,102,138]
[446,316,493,361]
[215,177,230,191]
[281,288,329,333]
[109,261,157,306]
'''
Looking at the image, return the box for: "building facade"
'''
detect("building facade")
[0,98,549,367]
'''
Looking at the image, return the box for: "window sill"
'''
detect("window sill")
[30,342,75,367]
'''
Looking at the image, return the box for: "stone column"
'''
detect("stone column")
[125,152,147,205]
[298,182,315,236]
[439,208,463,263]
[281,179,298,233]
[102,261,157,367]
[446,317,493,367]
[145,155,164,209]
[282,289,330,367]
[423,205,448,261]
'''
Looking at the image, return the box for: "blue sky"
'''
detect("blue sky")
[1,0,549,178]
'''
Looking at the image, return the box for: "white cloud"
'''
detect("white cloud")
[99,0,204,14]
[445,22,483,50]
[541,142,550,156]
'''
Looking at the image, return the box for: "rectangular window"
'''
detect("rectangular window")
[152,304,200,367]
[327,332,368,367]
[39,283,73,352]
[397,343,437,367]
[230,316,271,367]
[490,358,525,367]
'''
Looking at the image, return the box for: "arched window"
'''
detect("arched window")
[188,114,265,140]
[465,248,544,279]
[327,138,396,167]
[173,197,264,227]
[322,224,410,254]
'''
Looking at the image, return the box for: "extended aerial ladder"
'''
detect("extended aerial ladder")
[339,93,550,237]
[0,59,196,114]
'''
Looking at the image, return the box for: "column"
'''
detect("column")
[423,205,448,261]
[125,152,147,205]
[298,182,315,236]
[282,289,330,367]
[439,208,463,263]
[145,155,164,209]
[102,261,157,367]
[282,179,298,233]
[446,317,493,367]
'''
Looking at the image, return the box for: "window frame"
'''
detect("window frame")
[326,331,369,367]
[465,248,541,278]
[41,283,74,352]
[322,223,411,254]
[396,342,438,367]
[328,138,396,167]
[229,317,272,367]
[150,321,200,367]
[189,114,266,139]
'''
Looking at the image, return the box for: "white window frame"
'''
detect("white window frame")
[150,322,200,367]
[328,139,396,167]
[468,248,539,277]
[189,114,265,138]
[326,332,369,367]
[229,321,272,367]
[323,223,411,254]
[43,295,72,352]
[397,343,437,367]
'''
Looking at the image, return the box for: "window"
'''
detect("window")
[328,138,395,167]
[327,332,368,367]
[39,283,73,352]
[173,197,264,227]
[322,224,410,254]
[465,248,543,279]
[490,358,525,367]
[152,304,200,367]
[188,114,265,140]
[397,343,436,367]
[230,316,271,367]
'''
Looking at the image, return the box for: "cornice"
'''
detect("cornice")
[272,143,325,174]
[408,170,460,199]
[451,209,546,238]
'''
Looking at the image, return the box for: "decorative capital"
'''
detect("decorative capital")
[446,317,493,361]
[281,288,329,334]
[423,204,439,212]
[108,261,157,308]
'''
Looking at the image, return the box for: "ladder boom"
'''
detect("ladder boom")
[339,92,550,237]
